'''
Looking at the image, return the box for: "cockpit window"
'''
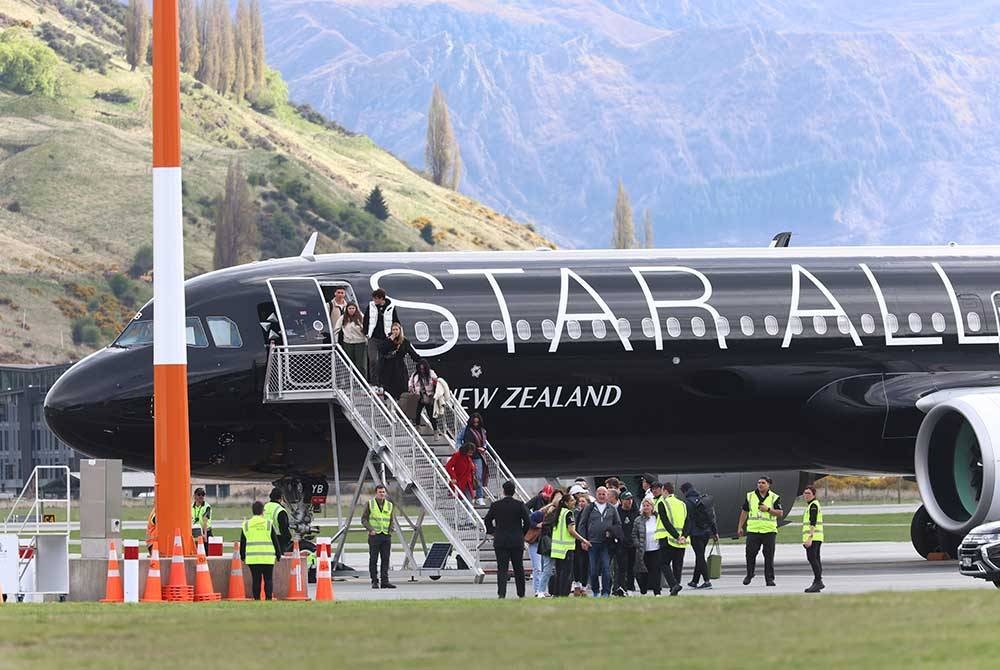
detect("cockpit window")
[114,320,153,347]
[186,317,209,347]
[206,317,243,348]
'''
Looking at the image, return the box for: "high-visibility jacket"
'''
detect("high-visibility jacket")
[145,510,157,546]
[653,495,669,540]
[242,516,276,565]
[661,495,688,548]
[746,490,780,534]
[264,501,285,534]
[551,508,574,560]
[368,499,393,535]
[802,500,824,542]
[192,503,212,530]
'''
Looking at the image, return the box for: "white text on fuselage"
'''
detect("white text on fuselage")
[455,385,623,410]
[369,263,998,357]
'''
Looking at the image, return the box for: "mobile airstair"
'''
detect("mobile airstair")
[264,341,530,580]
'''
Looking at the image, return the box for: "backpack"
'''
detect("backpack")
[692,493,716,530]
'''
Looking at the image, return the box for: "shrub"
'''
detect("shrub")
[420,222,434,245]
[71,316,102,346]
[247,67,288,114]
[0,29,60,96]
[129,244,153,278]
[94,88,132,104]
[6,200,20,212]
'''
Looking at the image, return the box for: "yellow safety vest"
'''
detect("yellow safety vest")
[369,499,393,535]
[242,516,276,565]
[653,495,669,540]
[551,508,574,560]
[802,500,824,542]
[192,503,212,530]
[746,490,780,534]
[661,495,688,549]
[264,501,284,534]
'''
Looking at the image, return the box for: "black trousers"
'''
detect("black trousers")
[495,546,526,598]
[554,552,574,596]
[248,564,274,600]
[658,539,681,588]
[614,545,636,592]
[805,541,823,582]
[638,549,661,595]
[369,534,391,584]
[573,543,589,588]
[746,532,777,581]
[690,535,710,584]
[414,398,438,430]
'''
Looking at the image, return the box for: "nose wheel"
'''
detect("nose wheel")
[910,504,961,559]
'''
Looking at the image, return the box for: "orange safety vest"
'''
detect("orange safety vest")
[146,510,157,546]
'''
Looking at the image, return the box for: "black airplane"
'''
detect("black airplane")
[44,240,1000,558]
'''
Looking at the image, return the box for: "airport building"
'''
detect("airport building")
[0,363,79,495]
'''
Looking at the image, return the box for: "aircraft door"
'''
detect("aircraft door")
[992,292,1000,353]
[266,277,332,346]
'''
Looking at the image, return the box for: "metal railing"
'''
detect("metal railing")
[265,344,485,574]
[2,466,72,537]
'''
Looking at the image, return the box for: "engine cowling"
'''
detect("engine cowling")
[915,392,1000,535]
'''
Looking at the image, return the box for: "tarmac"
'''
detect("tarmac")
[323,541,997,600]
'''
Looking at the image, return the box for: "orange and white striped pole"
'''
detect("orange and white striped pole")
[152,0,194,557]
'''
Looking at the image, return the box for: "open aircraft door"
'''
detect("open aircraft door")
[266,277,332,346]
[992,291,1000,354]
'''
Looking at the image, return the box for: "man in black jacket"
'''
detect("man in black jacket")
[614,491,639,595]
[484,481,531,598]
[681,482,719,589]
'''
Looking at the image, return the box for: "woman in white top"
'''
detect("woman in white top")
[632,498,663,595]
[338,303,368,372]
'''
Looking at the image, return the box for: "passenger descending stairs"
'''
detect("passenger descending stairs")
[264,343,530,580]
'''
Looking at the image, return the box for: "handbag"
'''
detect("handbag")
[537,533,552,556]
[524,527,541,544]
[707,539,722,580]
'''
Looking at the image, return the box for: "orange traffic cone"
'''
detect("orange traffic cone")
[141,541,163,602]
[193,536,221,602]
[284,539,308,601]
[225,541,248,601]
[314,543,335,602]
[163,528,193,602]
[99,541,123,603]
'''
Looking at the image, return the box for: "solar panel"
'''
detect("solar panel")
[422,542,453,570]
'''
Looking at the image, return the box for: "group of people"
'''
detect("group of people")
[482,474,825,599]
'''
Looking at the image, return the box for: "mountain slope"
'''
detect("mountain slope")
[262,0,1000,248]
[0,0,551,364]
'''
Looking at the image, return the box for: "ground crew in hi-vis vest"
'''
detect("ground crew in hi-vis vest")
[145,510,157,555]
[802,485,825,593]
[738,476,783,586]
[361,484,396,589]
[192,487,212,544]
[264,487,292,553]
[654,482,689,596]
[240,501,282,600]
[550,493,589,597]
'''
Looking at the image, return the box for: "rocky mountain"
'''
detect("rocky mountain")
[262,0,1000,247]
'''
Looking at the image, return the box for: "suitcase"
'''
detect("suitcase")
[707,540,722,580]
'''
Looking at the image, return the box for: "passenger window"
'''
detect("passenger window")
[414,321,430,342]
[666,317,681,338]
[516,320,531,341]
[542,319,556,340]
[616,318,631,338]
[691,317,706,337]
[491,320,506,341]
[567,320,582,339]
[860,314,876,334]
[440,321,455,341]
[186,317,209,347]
[465,321,481,342]
[908,313,922,333]
[592,320,607,339]
[813,316,827,335]
[967,312,982,332]
[641,318,655,338]
[931,312,946,333]
[886,314,899,334]
[206,317,243,348]
[764,315,779,336]
[716,317,730,337]
[789,316,803,335]
[740,316,754,336]
[837,315,851,335]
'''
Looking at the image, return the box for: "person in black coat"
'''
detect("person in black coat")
[483,480,531,598]
[379,322,419,400]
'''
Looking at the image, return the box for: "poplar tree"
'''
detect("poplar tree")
[643,209,654,249]
[179,0,200,75]
[611,180,635,249]
[249,0,266,90]
[234,0,253,99]
[196,0,220,90]
[214,159,259,269]
[216,0,237,95]
[124,0,150,72]
[425,84,462,190]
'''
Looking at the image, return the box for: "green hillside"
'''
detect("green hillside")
[0,0,552,364]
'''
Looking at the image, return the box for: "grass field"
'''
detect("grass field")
[2,592,999,669]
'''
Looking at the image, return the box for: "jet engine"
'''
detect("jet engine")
[914,392,1000,555]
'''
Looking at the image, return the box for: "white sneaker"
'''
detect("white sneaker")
[534,592,546,598]
[475,498,486,505]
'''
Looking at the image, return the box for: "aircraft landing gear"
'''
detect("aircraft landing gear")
[272,475,329,543]
[910,504,961,559]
